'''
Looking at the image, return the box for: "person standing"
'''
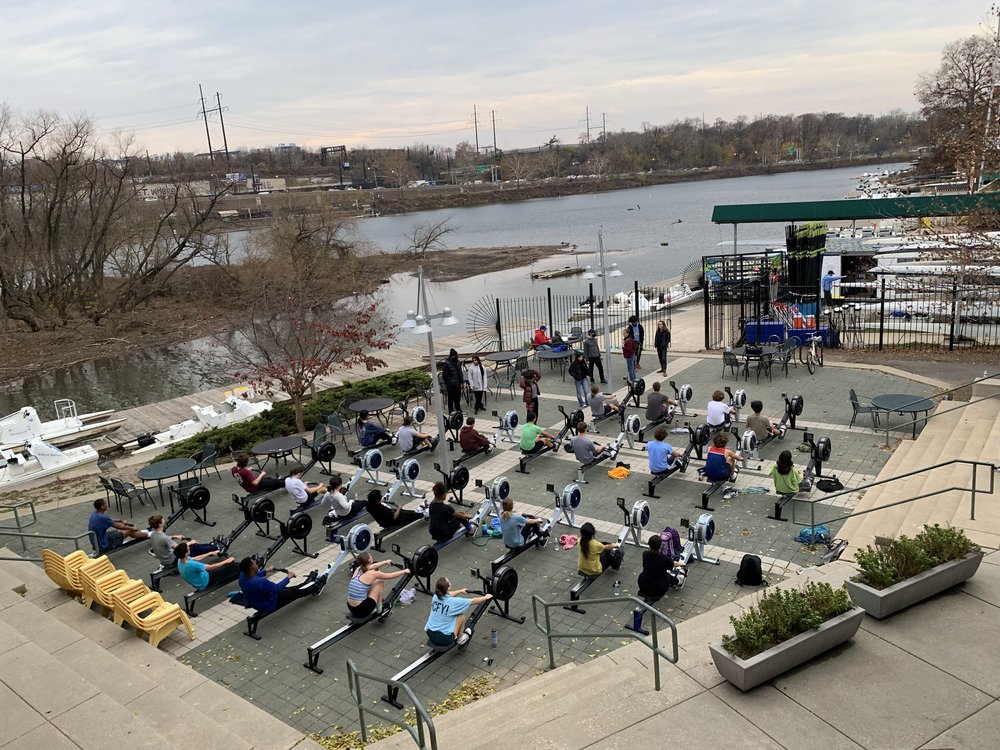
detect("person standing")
[442,348,464,414]
[464,355,488,413]
[568,352,589,408]
[627,315,645,368]
[520,368,541,419]
[622,329,637,382]
[583,329,606,385]
[822,270,843,309]
[654,319,671,374]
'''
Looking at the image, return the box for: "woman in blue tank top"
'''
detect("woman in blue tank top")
[348,551,410,618]
[703,432,741,483]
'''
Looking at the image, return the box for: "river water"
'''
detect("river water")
[1,164,904,415]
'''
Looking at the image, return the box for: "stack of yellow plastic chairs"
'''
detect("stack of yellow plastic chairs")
[41,549,90,598]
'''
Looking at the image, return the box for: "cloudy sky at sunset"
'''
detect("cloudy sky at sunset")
[0,0,992,153]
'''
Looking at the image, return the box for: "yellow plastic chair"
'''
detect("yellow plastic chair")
[89,569,134,618]
[41,549,90,597]
[78,556,116,609]
[111,584,196,648]
[109,580,156,627]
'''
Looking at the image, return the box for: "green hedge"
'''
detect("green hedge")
[153,368,431,461]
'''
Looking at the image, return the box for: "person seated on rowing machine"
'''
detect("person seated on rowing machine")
[323,474,367,526]
[499,497,548,548]
[519,411,555,455]
[175,542,238,591]
[428,482,477,542]
[238,556,330,612]
[578,522,623,577]
[426,576,494,648]
[769,450,803,496]
[365,489,426,530]
[646,428,683,474]
[357,410,393,448]
[397,415,438,453]
[746,400,785,441]
[88,498,151,553]
[637,535,687,599]
[285,465,332,508]
[570,422,612,465]
[588,385,620,418]
[231,453,284,495]
[347,551,410,618]
[699,432,742,483]
[149,514,219,567]
[706,390,733,430]
[644,381,678,422]
[459,417,494,454]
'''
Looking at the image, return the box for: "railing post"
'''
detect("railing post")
[547,287,554,335]
[878,278,885,351]
[544,605,555,670]
[971,463,978,521]
[651,619,661,691]
[495,297,504,351]
[948,280,957,352]
[589,282,596,334]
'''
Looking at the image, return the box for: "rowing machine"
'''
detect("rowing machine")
[644,425,700,499]
[258,509,318,563]
[547,482,582,530]
[724,387,748,424]
[303,542,440,673]
[624,377,646,408]
[381,564,522,709]
[385,457,424,502]
[345,448,389,492]
[740,393,804,461]
[164,481,214,529]
[616,496,651,548]
[769,431,832,522]
[679,514,720,565]
[669,381,694,417]
[564,521,632,614]
[491,409,520,444]
[575,407,639,484]
[435,462,473,507]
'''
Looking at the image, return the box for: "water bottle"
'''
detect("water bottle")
[490,627,498,648]
[613,580,621,596]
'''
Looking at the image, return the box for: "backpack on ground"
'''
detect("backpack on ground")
[735,554,764,586]
[795,525,831,544]
[659,526,682,560]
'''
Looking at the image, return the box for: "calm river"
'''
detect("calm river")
[1,163,903,415]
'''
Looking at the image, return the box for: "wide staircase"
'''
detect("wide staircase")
[0,551,323,750]
[837,395,1000,550]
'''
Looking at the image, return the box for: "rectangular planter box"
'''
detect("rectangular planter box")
[845,551,983,620]
[710,606,865,692]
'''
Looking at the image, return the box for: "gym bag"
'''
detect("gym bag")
[736,554,764,586]
[816,477,844,493]
[659,527,682,560]
[795,525,831,544]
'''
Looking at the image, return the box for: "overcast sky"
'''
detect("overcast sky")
[0,0,991,154]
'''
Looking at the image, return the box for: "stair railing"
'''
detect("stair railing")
[346,658,437,750]
[0,530,97,562]
[795,459,997,532]
[881,372,1000,443]
[530,594,679,691]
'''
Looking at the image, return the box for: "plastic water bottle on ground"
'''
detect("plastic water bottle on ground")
[490,627,498,648]
[613,580,621,596]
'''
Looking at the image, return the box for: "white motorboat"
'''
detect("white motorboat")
[569,286,702,320]
[657,283,703,310]
[0,399,125,453]
[0,439,100,491]
[126,390,273,455]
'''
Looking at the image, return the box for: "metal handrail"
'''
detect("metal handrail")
[0,530,98,562]
[883,389,1000,443]
[531,594,679,691]
[892,370,1000,413]
[346,658,437,750]
[797,459,997,531]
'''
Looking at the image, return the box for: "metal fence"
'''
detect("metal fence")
[702,250,1000,351]
[489,281,680,354]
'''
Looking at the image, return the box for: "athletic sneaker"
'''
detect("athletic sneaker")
[305,570,319,583]
[312,573,329,596]
[457,628,472,646]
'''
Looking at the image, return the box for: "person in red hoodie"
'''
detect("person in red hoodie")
[533,325,552,350]
[623,328,637,382]
[458,416,493,454]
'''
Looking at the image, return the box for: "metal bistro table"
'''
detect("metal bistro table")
[137,457,197,512]
[871,394,935,439]
[536,348,577,381]
[484,350,523,374]
[733,345,777,382]
[252,435,306,473]
[348,397,396,426]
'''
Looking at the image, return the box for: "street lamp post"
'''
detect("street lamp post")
[402,267,459,475]
[582,229,622,386]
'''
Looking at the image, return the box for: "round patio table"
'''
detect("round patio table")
[732,345,778,382]
[483,350,522,364]
[137,457,197,511]
[252,435,306,471]
[535,348,576,381]
[871,394,935,439]
[348,397,396,425]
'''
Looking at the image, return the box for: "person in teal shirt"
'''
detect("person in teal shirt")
[425,577,493,647]
[519,412,555,454]
[175,542,238,591]
[499,498,546,548]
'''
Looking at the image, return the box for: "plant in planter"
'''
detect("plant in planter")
[847,524,982,620]
[710,581,863,691]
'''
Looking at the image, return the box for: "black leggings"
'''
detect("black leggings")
[588,357,605,382]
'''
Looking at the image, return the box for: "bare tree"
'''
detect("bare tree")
[218,209,392,432]
[404,219,456,259]
[501,151,535,187]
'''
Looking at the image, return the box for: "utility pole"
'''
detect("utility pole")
[491,109,497,154]
[602,112,607,148]
[199,84,214,164]
[585,106,591,144]
[473,105,480,154]
[215,92,231,168]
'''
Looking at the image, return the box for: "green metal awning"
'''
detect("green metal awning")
[711,194,1000,224]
